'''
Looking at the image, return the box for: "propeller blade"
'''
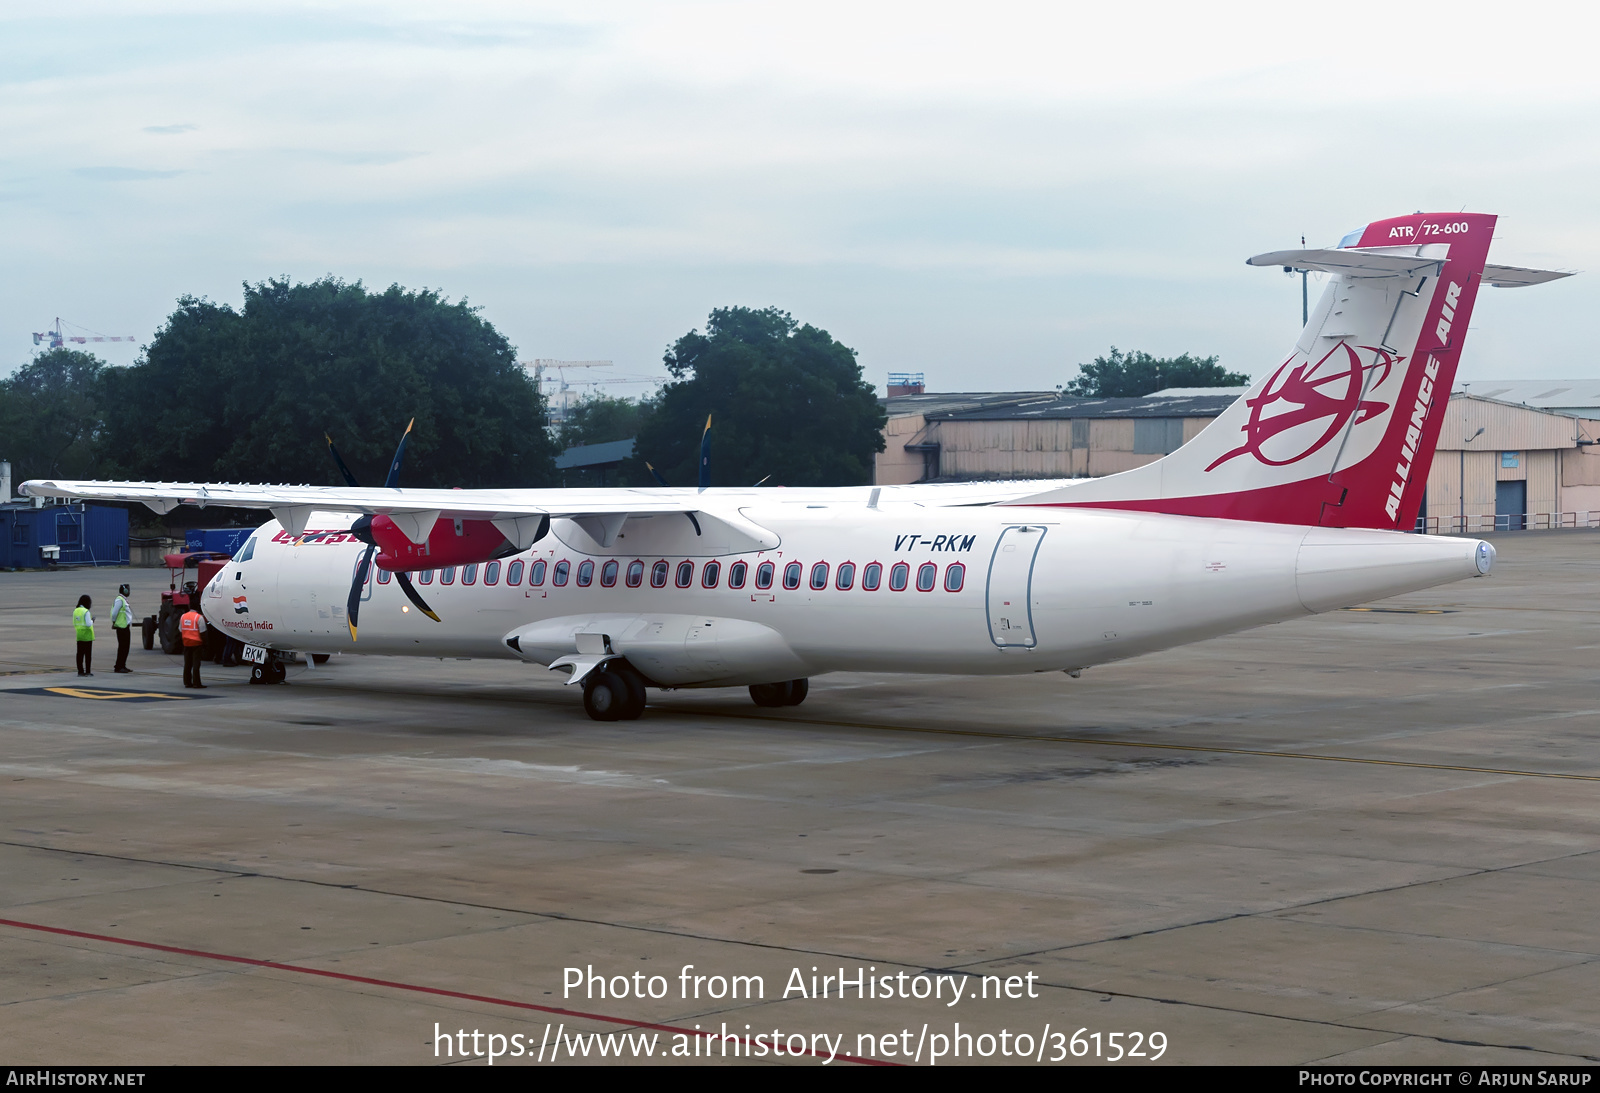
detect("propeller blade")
[347,543,375,640]
[393,569,440,622]
[645,461,671,487]
[385,418,415,489]
[698,414,712,491]
[325,433,361,488]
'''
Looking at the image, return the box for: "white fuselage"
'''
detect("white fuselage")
[203,499,1491,688]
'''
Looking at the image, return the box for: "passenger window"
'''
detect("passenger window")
[651,561,669,588]
[702,561,720,588]
[862,562,881,591]
[729,561,747,588]
[809,562,829,590]
[576,560,594,586]
[889,562,909,591]
[676,561,694,588]
[944,563,964,592]
[419,570,434,585]
[553,560,570,586]
[755,561,774,589]
[917,562,937,591]
[462,563,478,586]
[836,562,855,590]
[507,560,524,585]
[441,567,456,585]
[377,568,392,585]
[484,561,500,586]
[626,560,644,588]
[529,560,546,586]
[601,560,618,587]
[783,561,802,590]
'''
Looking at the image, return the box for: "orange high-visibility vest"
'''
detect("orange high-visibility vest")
[179,611,204,646]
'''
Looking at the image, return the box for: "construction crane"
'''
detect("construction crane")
[32,317,136,350]
[522,359,613,425]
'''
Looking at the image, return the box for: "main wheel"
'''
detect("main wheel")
[750,679,810,707]
[583,669,633,721]
[608,662,648,720]
[750,681,793,707]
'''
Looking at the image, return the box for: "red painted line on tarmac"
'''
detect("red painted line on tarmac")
[0,916,893,1066]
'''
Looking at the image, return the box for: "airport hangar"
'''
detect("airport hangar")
[876,385,1600,532]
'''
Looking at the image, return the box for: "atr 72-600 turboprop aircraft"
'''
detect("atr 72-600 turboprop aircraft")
[26,212,1572,720]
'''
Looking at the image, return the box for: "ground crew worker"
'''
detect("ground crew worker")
[112,583,133,673]
[73,595,94,676]
[179,602,208,689]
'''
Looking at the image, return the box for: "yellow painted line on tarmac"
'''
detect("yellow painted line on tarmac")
[667,708,1600,782]
[44,687,197,700]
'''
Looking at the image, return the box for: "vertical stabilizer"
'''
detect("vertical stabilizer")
[1010,213,1503,529]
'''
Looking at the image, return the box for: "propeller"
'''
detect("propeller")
[698,413,712,491]
[325,434,361,488]
[327,419,438,640]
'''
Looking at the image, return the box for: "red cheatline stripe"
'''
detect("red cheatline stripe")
[0,916,893,1066]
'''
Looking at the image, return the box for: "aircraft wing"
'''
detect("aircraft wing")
[18,478,1079,519]
[18,477,1077,552]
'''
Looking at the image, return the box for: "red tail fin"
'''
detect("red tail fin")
[1012,213,1504,529]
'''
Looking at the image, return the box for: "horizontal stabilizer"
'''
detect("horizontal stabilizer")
[1247,245,1448,278]
[1481,263,1574,288]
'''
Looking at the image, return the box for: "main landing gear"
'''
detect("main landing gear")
[749,678,809,708]
[582,662,648,721]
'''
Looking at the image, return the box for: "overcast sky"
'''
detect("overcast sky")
[4,1,1596,396]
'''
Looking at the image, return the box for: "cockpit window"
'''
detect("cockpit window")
[235,536,256,563]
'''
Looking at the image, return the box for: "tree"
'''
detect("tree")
[557,393,656,451]
[0,348,108,486]
[634,307,885,487]
[102,277,557,489]
[1064,347,1249,398]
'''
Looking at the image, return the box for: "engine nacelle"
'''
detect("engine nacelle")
[367,514,513,571]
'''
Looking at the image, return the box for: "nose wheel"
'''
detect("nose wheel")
[582,662,648,721]
[749,678,808,708]
[249,651,287,685]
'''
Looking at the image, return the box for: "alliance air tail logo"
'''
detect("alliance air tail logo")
[232,594,249,615]
[1206,342,1397,472]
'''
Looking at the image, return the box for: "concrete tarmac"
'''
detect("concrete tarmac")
[2,533,1598,1066]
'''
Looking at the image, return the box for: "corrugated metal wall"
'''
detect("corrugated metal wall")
[1438,395,1581,451]
[876,413,931,485]
[931,416,1207,480]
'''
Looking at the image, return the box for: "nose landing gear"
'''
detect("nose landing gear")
[748,678,809,708]
[249,650,287,685]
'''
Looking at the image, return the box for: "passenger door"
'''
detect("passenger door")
[986,525,1046,648]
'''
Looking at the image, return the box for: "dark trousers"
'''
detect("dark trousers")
[76,641,92,675]
[114,626,131,671]
[183,645,204,687]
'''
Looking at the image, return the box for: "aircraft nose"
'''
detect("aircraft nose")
[1475,540,1495,576]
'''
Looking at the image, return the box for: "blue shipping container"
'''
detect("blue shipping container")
[0,503,129,568]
